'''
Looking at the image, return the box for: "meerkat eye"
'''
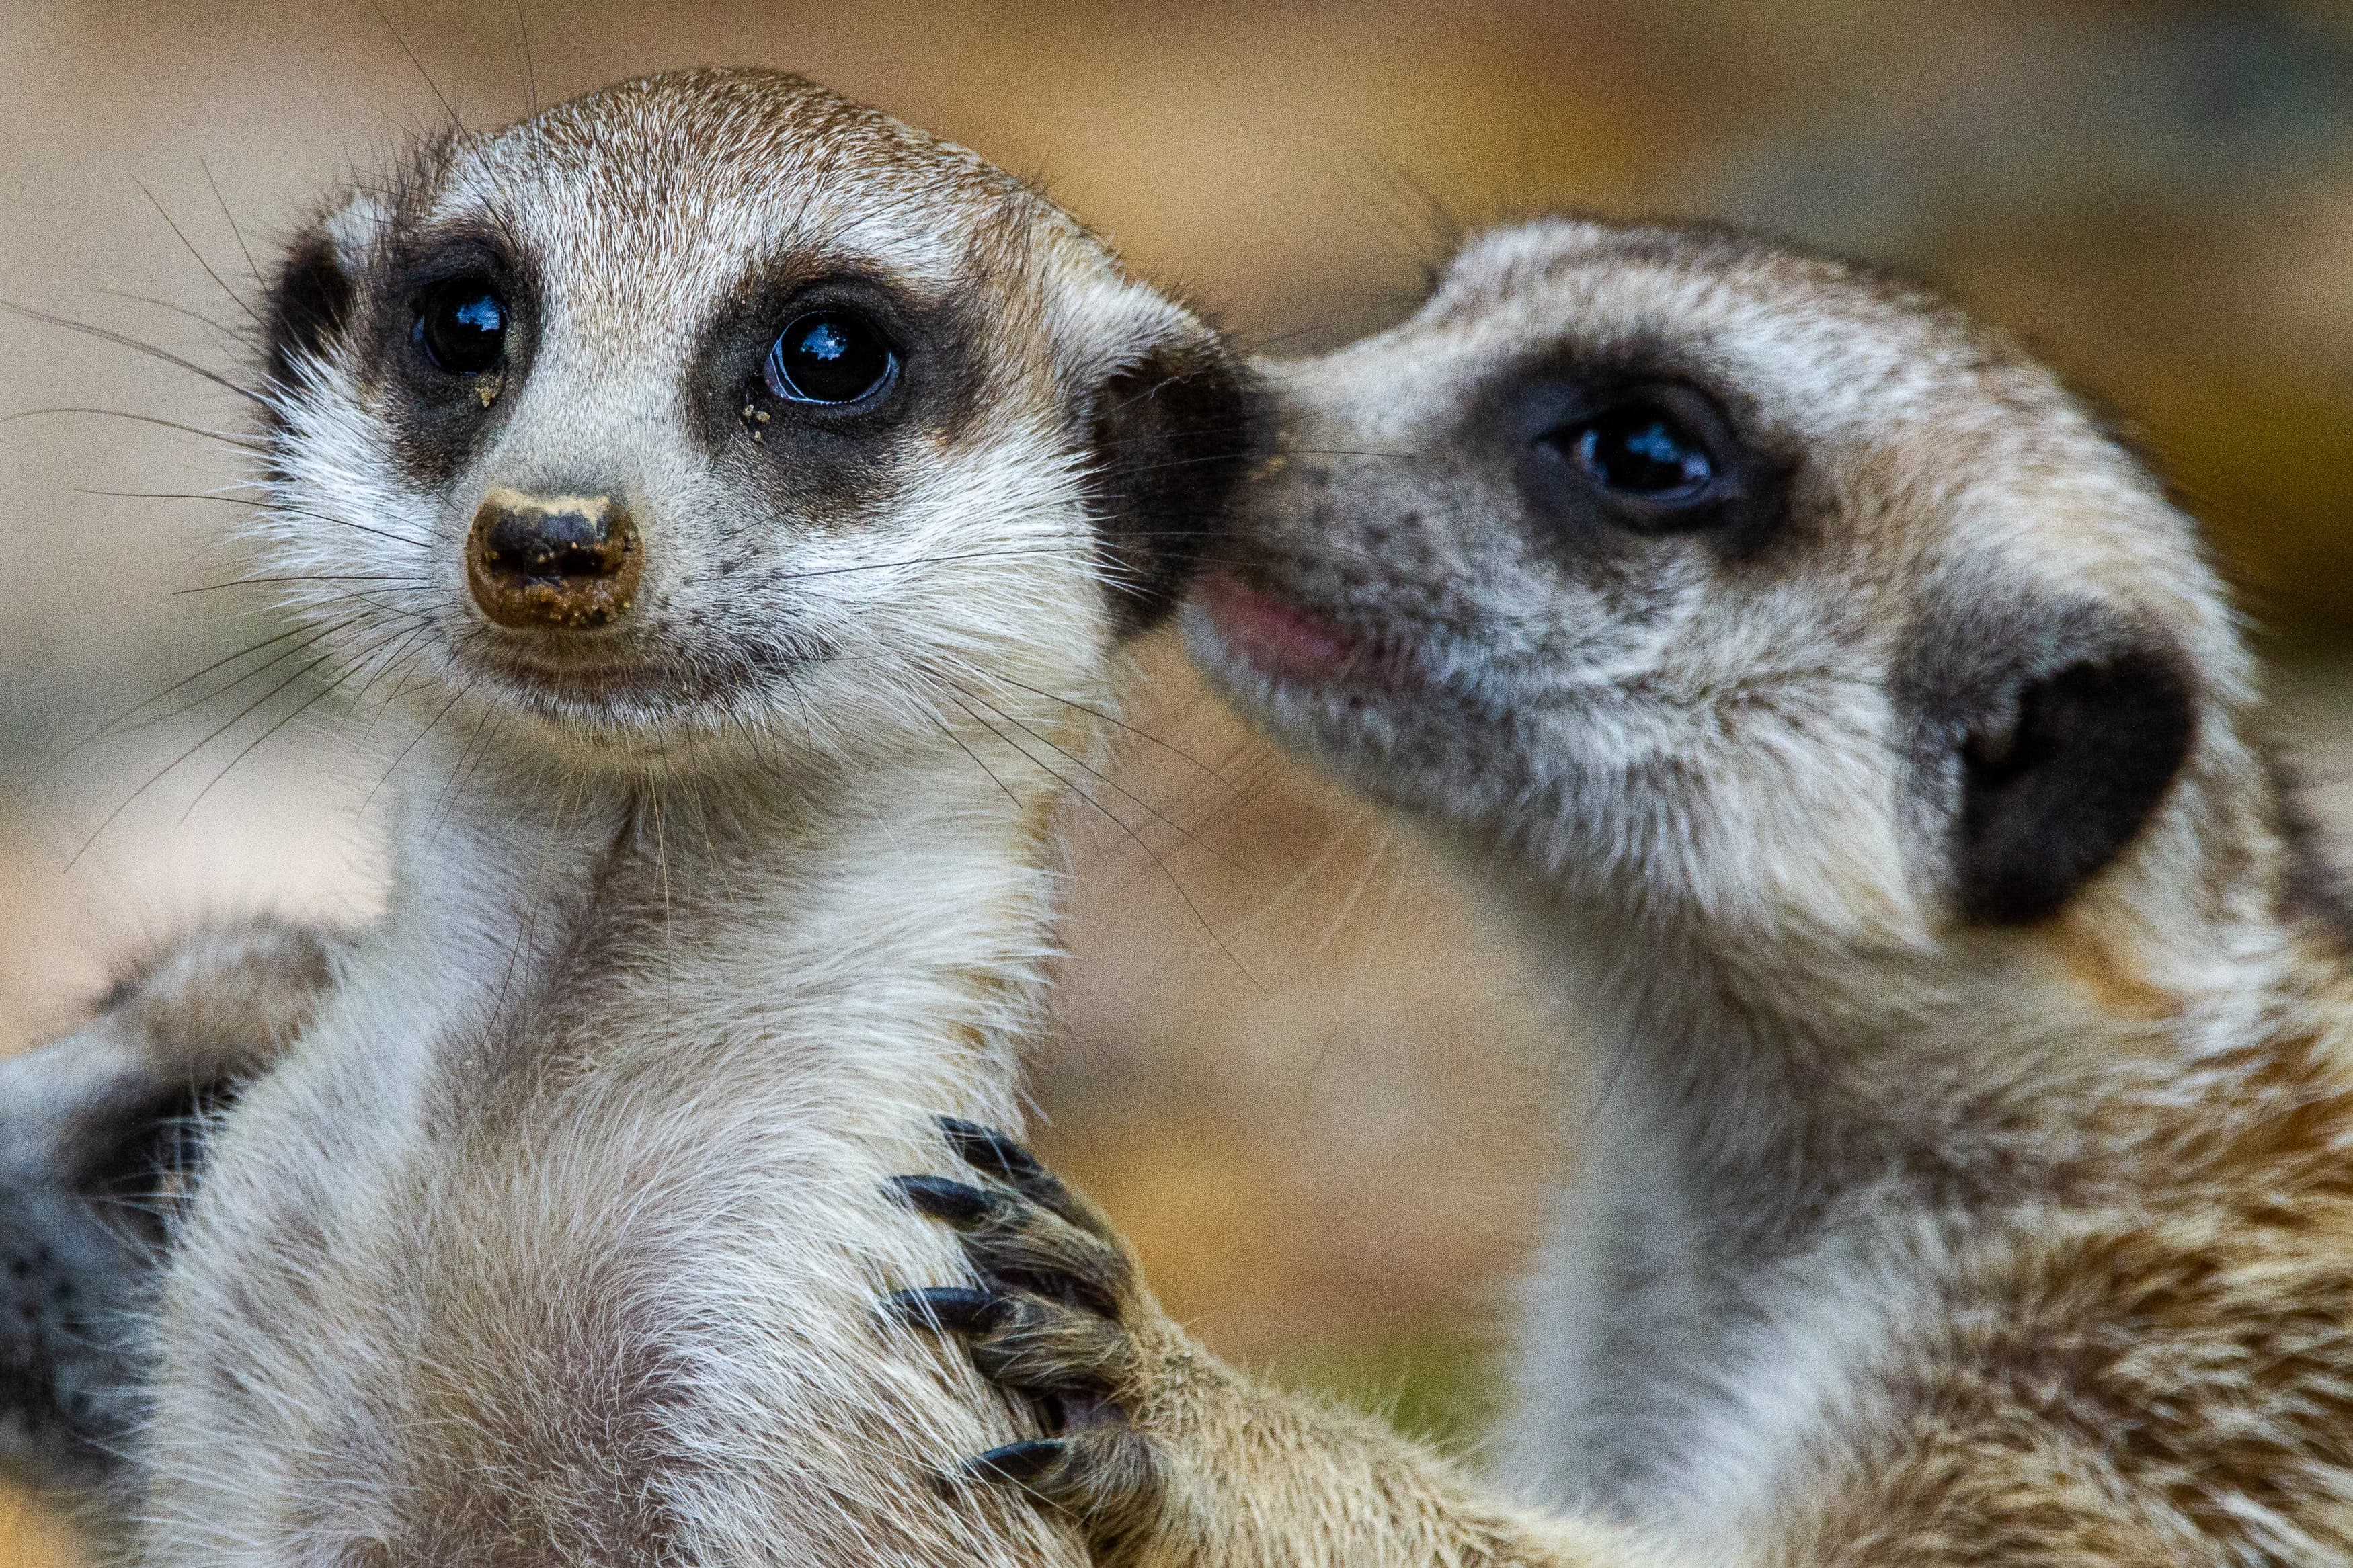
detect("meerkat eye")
[765,311,898,405]
[1559,401,1720,502]
[411,277,508,375]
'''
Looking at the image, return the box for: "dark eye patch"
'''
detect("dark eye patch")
[688,264,986,530]
[1491,345,1792,563]
[374,227,540,487]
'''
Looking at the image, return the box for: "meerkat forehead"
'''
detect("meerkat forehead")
[333,71,1095,409]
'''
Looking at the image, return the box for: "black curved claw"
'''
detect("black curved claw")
[884,1285,1008,1333]
[965,1437,1068,1487]
[936,1117,1047,1184]
[885,1174,998,1224]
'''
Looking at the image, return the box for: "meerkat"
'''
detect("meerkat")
[896,214,2353,1566]
[2,65,1299,1568]
[1,917,343,1498]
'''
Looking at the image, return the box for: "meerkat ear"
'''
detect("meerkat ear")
[262,191,381,393]
[1078,297,1260,636]
[1942,628,2198,925]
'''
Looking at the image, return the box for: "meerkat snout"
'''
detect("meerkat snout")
[465,486,643,630]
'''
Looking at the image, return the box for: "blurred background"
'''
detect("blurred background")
[3,1,2349,1558]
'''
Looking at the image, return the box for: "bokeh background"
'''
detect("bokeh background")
[3,2,2350,1559]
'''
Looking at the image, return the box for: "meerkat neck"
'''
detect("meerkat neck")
[339,718,1073,1121]
[1551,896,2315,1227]
[1497,804,2349,1518]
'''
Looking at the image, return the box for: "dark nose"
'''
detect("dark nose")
[465,487,642,630]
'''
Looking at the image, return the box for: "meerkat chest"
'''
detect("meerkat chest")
[138,857,1072,1565]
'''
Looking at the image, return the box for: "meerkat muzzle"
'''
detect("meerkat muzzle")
[466,487,643,630]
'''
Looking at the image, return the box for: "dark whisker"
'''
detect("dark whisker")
[75,487,260,505]
[365,687,467,813]
[996,676,1250,804]
[106,617,375,738]
[67,635,356,868]
[132,175,262,328]
[89,289,248,341]
[5,619,354,807]
[176,573,434,595]
[372,1,464,130]
[200,159,264,290]
[951,692,1263,992]
[959,686,1252,877]
[0,405,266,452]
[514,1,539,117]
[175,617,428,821]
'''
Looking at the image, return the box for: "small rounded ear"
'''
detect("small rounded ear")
[1080,311,1261,637]
[262,192,381,394]
[1950,638,2198,925]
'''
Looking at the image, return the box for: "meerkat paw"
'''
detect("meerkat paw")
[889,1120,1671,1568]
[886,1118,1181,1546]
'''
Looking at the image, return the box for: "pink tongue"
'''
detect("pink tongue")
[1198,571,1357,677]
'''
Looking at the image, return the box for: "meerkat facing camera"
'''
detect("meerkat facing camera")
[3,65,1303,1568]
[900,216,2353,1566]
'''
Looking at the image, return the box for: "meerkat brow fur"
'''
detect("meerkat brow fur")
[2,68,1259,1568]
[898,214,2353,1567]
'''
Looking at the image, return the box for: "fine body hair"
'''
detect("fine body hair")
[3,68,1263,1568]
[883,216,2353,1567]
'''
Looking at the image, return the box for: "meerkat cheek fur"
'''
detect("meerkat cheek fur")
[3,69,1258,1567]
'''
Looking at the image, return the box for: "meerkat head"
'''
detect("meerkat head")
[1191,216,2277,1001]
[259,68,1249,782]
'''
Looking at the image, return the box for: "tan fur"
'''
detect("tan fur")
[912,217,2353,1566]
[5,69,1257,1568]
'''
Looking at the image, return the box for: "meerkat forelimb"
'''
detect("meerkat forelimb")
[918,214,2353,1565]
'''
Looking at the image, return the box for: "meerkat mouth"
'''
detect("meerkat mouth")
[458,634,811,737]
[1195,569,1414,690]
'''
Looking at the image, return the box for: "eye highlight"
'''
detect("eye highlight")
[1568,405,1715,499]
[411,277,508,375]
[764,311,897,406]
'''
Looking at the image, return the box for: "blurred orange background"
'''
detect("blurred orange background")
[3,3,2350,1561]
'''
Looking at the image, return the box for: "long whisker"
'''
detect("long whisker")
[175,573,433,595]
[0,405,266,452]
[372,1,464,130]
[176,616,427,821]
[951,691,1263,992]
[365,687,466,813]
[108,616,378,738]
[89,289,247,341]
[426,701,500,837]
[959,687,1252,876]
[132,175,264,328]
[996,677,1250,804]
[67,635,356,868]
[75,487,260,505]
[0,301,268,409]
[513,1,539,117]
[6,619,350,806]
[200,159,264,290]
